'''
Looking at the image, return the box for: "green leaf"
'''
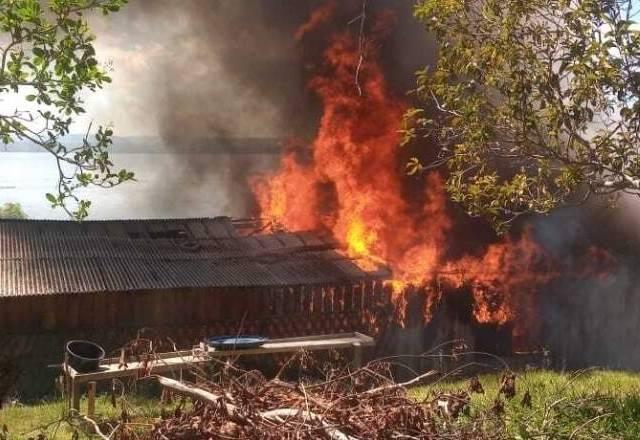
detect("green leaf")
[410,0,640,231]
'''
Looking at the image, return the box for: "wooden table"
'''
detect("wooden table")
[63,332,374,412]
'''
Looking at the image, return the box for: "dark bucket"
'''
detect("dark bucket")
[65,340,105,373]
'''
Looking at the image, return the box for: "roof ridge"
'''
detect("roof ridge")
[0,216,233,223]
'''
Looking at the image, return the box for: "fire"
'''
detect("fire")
[252,7,458,324]
[294,0,336,41]
[251,4,481,322]
[346,220,376,259]
[442,229,556,325]
[251,3,614,337]
[254,16,449,278]
[252,152,319,232]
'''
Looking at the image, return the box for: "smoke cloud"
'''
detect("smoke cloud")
[81,0,640,369]
[79,0,431,216]
[531,202,640,369]
[87,0,429,141]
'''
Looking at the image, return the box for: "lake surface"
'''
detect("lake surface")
[0,152,279,219]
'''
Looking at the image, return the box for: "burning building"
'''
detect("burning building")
[0,215,527,396]
[250,2,544,350]
[2,1,632,400]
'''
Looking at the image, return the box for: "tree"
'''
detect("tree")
[0,202,26,219]
[406,0,640,231]
[0,0,133,220]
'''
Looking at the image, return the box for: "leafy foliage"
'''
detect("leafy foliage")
[0,202,26,219]
[0,0,132,220]
[407,0,640,231]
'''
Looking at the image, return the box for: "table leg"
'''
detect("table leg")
[352,342,363,369]
[64,375,71,407]
[71,381,81,413]
[87,381,96,417]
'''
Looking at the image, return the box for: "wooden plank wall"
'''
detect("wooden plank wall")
[0,281,390,342]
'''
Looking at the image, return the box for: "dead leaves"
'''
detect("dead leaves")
[499,371,516,399]
[469,375,485,394]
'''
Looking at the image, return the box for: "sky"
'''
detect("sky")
[1,2,303,139]
[0,23,158,137]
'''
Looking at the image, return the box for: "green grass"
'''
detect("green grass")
[0,394,174,439]
[410,369,640,439]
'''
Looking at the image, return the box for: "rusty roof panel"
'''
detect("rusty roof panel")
[203,218,237,238]
[274,232,305,248]
[253,234,285,250]
[186,220,208,239]
[0,218,385,297]
[296,231,325,247]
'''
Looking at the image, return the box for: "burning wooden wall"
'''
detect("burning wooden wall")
[374,283,513,371]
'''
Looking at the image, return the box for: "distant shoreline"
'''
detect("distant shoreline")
[1,136,288,154]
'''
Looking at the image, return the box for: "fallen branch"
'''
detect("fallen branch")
[80,415,110,440]
[363,370,438,394]
[157,376,358,440]
[155,376,239,417]
[261,408,359,440]
[270,379,331,410]
[145,355,500,439]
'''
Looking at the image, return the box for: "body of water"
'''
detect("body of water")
[0,152,278,219]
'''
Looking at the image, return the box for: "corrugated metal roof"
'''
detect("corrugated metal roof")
[0,218,385,297]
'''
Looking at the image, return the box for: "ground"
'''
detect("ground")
[1,370,639,439]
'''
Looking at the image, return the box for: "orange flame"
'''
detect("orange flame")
[252,11,455,324]
[294,0,336,41]
[441,230,556,324]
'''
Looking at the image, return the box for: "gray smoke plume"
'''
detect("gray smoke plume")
[529,201,640,369]
[97,0,429,142]
[84,0,431,216]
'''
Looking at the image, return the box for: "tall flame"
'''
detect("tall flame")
[254,18,451,286]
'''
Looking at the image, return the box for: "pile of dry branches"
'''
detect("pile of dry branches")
[143,356,501,440]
